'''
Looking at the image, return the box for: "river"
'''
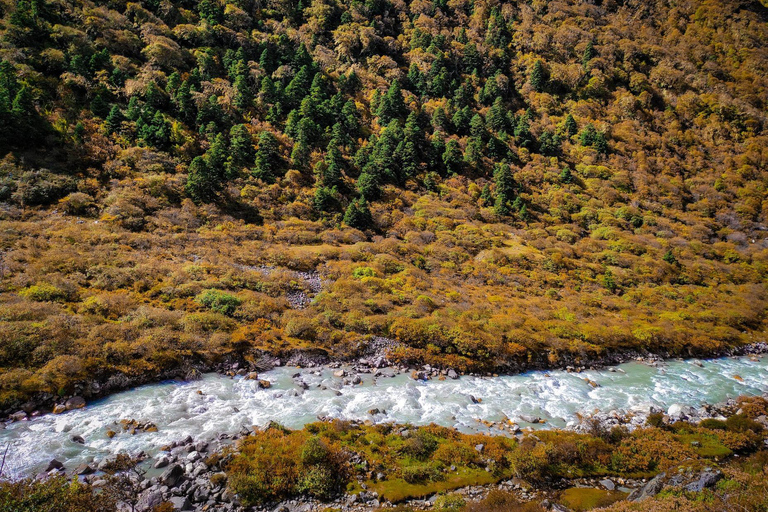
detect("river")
[1,354,766,478]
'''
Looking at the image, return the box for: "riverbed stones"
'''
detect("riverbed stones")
[65,396,86,410]
[447,369,459,379]
[169,496,191,510]
[52,404,66,414]
[161,464,185,487]
[71,435,85,444]
[10,411,27,421]
[258,379,271,389]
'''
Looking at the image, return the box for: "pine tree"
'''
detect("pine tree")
[480,183,493,207]
[487,97,507,133]
[376,80,406,125]
[529,60,546,92]
[559,167,573,184]
[564,114,577,137]
[313,186,338,214]
[582,41,597,68]
[538,130,560,155]
[322,142,344,187]
[514,115,534,149]
[343,198,373,230]
[432,107,448,132]
[442,139,462,174]
[105,106,124,133]
[493,163,515,215]
[594,131,608,155]
[185,156,216,202]
[228,124,254,175]
[234,75,252,111]
[357,169,380,201]
[206,133,228,175]
[254,131,281,182]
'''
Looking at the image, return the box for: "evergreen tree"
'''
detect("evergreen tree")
[442,139,462,174]
[579,124,598,146]
[313,185,338,214]
[105,105,124,133]
[376,80,406,125]
[198,0,223,24]
[206,133,228,174]
[357,168,381,201]
[343,198,373,230]
[538,130,560,155]
[407,63,425,96]
[228,124,254,175]
[452,106,471,135]
[185,156,214,201]
[559,167,573,184]
[564,114,578,137]
[529,60,546,92]
[493,163,516,215]
[487,97,507,132]
[234,75,253,111]
[285,66,312,108]
[432,107,449,132]
[582,41,597,68]
[322,142,344,187]
[594,131,608,155]
[254,131,281,182]
[480,183,493,207]
[514,115,534,149]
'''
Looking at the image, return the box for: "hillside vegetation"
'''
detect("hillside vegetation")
[0,0,767,408]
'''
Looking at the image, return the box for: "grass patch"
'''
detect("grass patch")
[559,487,627,511]
[368,467,504,503]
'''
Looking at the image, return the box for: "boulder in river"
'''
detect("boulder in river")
[52,404,66,414]
[46,459,64,472]
[65,397,86,410]
[447,369,459,379]
[257,379,271,389]
[71,435,85,444]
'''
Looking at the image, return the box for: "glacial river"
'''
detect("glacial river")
[1,354,766,478]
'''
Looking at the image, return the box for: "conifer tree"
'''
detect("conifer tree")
[442,139,462,174]
[493,163,516,215]
[254,131,281,182]
[564,114,578,137]
[343,198,373,230]
[529,60,546,92]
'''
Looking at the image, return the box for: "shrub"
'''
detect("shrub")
[19,284,68,302]
[60,192,95,215]
[434,493,466,511]
[226,428,349,505]
[401,462,443,484]
[195,289,242,316]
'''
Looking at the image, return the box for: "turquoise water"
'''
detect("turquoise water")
[1,354,766,477]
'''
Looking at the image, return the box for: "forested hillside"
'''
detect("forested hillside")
[1,0,767,408]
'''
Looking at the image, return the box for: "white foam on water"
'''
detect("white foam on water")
[1,354,766,478]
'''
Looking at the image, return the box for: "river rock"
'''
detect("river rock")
[447,369,459,379]
[46,459,65,472]
[245,372,259,380]
[160,464,184,487]
[185,369,202,381]
[74,463,94,475]
[10,411,27,421]
[333,369,346,378]
[71,435,85,444]
[154,456,170,469]
[138,490,164,511]
[352,375,362,385]
[52,404,66,414]
[258,380,271,389]
[599,478,615,490]
[65,397,86,410]
[685,470,723,492]
[628,472,666,501]
[169,496,191,510]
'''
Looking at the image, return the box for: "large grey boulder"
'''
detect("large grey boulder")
[160,464,184,487]
[629,472,666,501]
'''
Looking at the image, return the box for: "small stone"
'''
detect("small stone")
[71,435,85,444]
[447,369,459,379]
[106,430,116,439]
[257,380,271,389]
[52,404,66,414]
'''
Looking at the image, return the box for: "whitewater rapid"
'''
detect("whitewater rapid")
[1,354,766,478]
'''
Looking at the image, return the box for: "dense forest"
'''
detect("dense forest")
[0,0,767,410]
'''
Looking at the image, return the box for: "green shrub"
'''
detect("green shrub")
[352,266,377,279]
[19,283,68,302]
[401,462,444,484]
[195,289,241,316]
[434,493,466,511]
